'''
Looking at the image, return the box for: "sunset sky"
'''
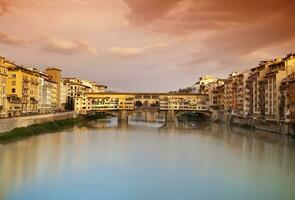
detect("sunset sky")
[0,0,294,92]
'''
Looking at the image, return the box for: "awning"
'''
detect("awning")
[30,97,39,104]
[7,95,22,103]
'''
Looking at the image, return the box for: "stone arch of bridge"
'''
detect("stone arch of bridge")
[135,100,143,108]
[175,110,211,119]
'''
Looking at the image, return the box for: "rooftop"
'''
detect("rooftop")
[46,67,62,71]
[86,92,208,96]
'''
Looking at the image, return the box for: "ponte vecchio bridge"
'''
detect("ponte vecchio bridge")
[74,92,210,122]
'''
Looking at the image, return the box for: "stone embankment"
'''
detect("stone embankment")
[0,112,76,133]
[211,111,295,135]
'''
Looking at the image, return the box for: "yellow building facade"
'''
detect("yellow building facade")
[5,62,39,117]
[75,93,135,114]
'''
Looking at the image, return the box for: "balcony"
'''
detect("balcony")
[7,95,22,104]
[30,97,39,104]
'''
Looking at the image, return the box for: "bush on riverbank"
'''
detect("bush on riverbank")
[0,112,112,143]
[84,112,114,121]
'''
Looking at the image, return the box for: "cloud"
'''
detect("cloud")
[124,0,294,33]
[124,0,182,25]
[109,43,167,57]
[109,47,142,57]
[41,36,97,55]
[0,0,10,15]
[0,32,26,46]
[124,0,295,73]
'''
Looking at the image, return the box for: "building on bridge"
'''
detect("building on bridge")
[63,77,107,111]
[159,94,208,111]
[74,92,209,114]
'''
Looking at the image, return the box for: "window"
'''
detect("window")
[12,74,16,78]
[12,81,16,86]
[12,88,16,93]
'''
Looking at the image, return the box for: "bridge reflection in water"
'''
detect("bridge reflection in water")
[127,110,166,128]
[89,109,211,127]
[128,110,165,122]
[83,110,213,132]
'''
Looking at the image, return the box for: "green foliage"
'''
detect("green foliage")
[85,112,114,120]
[0,112,111,143]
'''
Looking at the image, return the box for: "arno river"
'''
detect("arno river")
[0,118,295,200]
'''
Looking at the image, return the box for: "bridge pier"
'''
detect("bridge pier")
[166,110,176,122]
[118,110,128,122]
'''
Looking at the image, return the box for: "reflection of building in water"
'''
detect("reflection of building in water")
[0,133,67,199]
[160,123,293,169]
[128,110,165,122]
[0,123,294,199]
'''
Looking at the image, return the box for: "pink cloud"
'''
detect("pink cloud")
[41,36,97,55]
[123,0,295,72]
[0,32,26,46]
[109,43,167,57]
[0,0,10,15]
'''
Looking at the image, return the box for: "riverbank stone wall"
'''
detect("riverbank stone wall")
[211,110,295,135]
[0,112,76,133]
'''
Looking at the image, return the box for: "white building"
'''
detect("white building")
[193,75,218,94]
[38,74,52,113]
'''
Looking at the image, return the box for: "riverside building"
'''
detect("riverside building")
[247,61,270,120]
[159,94,208,111]
[280,73,295,122]
[60,79,68,110]
[64,77,107,111]
[0,56,108,118]
[0,57,8,118]
[193,75,218,94]
[264,54,295,122]
[6,62,39,117]
[45,67,62,110]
